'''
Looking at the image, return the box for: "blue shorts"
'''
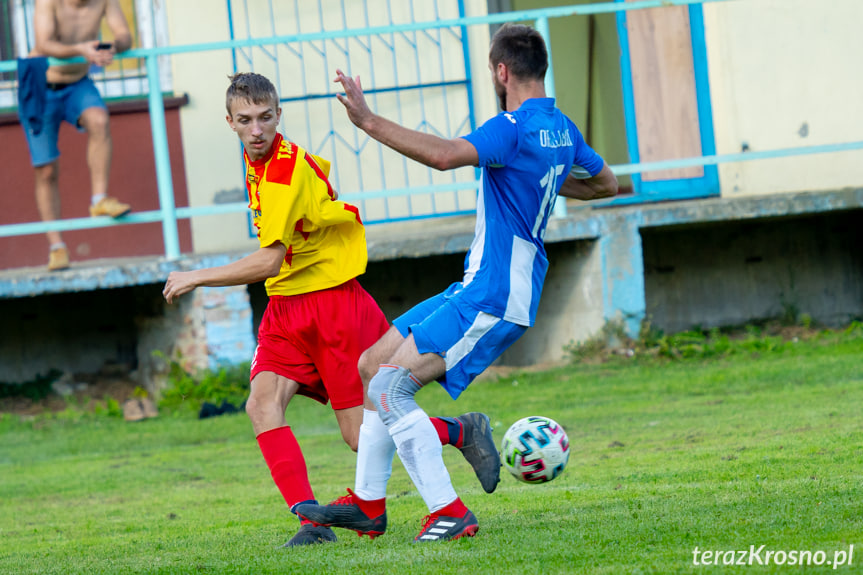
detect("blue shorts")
[393,282,527,399]
[22,76,106,167]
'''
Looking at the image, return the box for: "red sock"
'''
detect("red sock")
[430,417,449,445]
[430,417,464,448]
[256,426,315,521]
[436,497,469,518]
[350,489,386,519]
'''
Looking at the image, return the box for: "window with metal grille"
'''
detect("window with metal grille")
[225,0,483,224]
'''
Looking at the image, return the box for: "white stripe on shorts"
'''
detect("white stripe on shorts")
[444,311,501,372]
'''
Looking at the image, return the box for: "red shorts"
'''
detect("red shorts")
[250,278,389,410]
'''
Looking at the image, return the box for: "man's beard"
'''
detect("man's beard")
[495,84,507,112]
[491,67,509,111]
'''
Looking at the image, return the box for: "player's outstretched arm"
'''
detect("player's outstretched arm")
[162,243,286,303]
[334,69,478,171]
[558,162,618,201]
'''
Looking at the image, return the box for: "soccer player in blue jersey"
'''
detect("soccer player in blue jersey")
[297,23,618,542]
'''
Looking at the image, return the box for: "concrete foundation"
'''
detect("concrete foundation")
[0,288,140,383]
[1,189,861,391]
[0,281,253,391]
[499,239,604,366]
[643,210,863,333]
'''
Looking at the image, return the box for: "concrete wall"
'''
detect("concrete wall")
[0,280,254,390]
[0,287,144,383]
[0,231,605,385]
[249,239,606,367]
[643,210,863,333]
[3,192,862,387]
[704,0,863,197]
[499,239,604,365]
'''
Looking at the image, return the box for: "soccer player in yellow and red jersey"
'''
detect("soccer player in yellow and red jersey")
[163,73,500,548]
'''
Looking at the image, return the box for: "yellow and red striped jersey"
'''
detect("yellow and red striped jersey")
[245,133,366,296]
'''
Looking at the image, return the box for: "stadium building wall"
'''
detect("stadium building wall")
[703,0,863,198]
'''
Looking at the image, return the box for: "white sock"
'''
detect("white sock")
[49,242,66,251]
[354,409,396,501]
[91,194,106,205]
[389,408,458,512]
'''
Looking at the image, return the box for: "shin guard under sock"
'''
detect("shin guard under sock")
[256,426,316,520]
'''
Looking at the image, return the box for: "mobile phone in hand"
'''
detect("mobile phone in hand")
[96,42,113,50]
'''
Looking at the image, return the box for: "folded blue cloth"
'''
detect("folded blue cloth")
[17,57,49,135]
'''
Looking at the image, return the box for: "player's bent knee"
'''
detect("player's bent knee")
[244,390,276,420]
[244,394,261,419]
[368,365,423,427]
[366,367,394,415]
[81,109,110,135]
[343,432,359,452]
[357,350,377,384]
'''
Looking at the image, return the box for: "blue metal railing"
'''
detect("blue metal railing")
[223,0,477,225]
[1,0,861,261]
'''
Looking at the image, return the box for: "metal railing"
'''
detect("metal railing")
[225,0,478,225]
[1,0,861,261]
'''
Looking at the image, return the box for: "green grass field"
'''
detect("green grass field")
[1,331,861,574]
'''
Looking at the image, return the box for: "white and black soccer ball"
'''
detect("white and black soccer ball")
[501,416,570,484]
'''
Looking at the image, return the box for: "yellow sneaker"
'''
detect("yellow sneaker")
[90,196,131,218]
[48,246,70,271]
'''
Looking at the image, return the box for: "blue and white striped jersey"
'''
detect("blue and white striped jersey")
[459,98,604,327]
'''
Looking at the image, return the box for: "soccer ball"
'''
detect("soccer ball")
[501,416,570,484]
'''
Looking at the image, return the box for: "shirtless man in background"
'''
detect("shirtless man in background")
[23,0,134,270]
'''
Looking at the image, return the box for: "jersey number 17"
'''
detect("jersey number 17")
[532,164,566,240]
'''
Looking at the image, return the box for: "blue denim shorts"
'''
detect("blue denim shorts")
[22,76,106,167]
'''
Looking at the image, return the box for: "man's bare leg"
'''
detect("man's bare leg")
[34,161,62,247]
[385,333,446,382]
[79,107,130,217]
[333,405,364,452]
[35,160,69,270]
[79,106,111,200]
[246,371,298,435]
